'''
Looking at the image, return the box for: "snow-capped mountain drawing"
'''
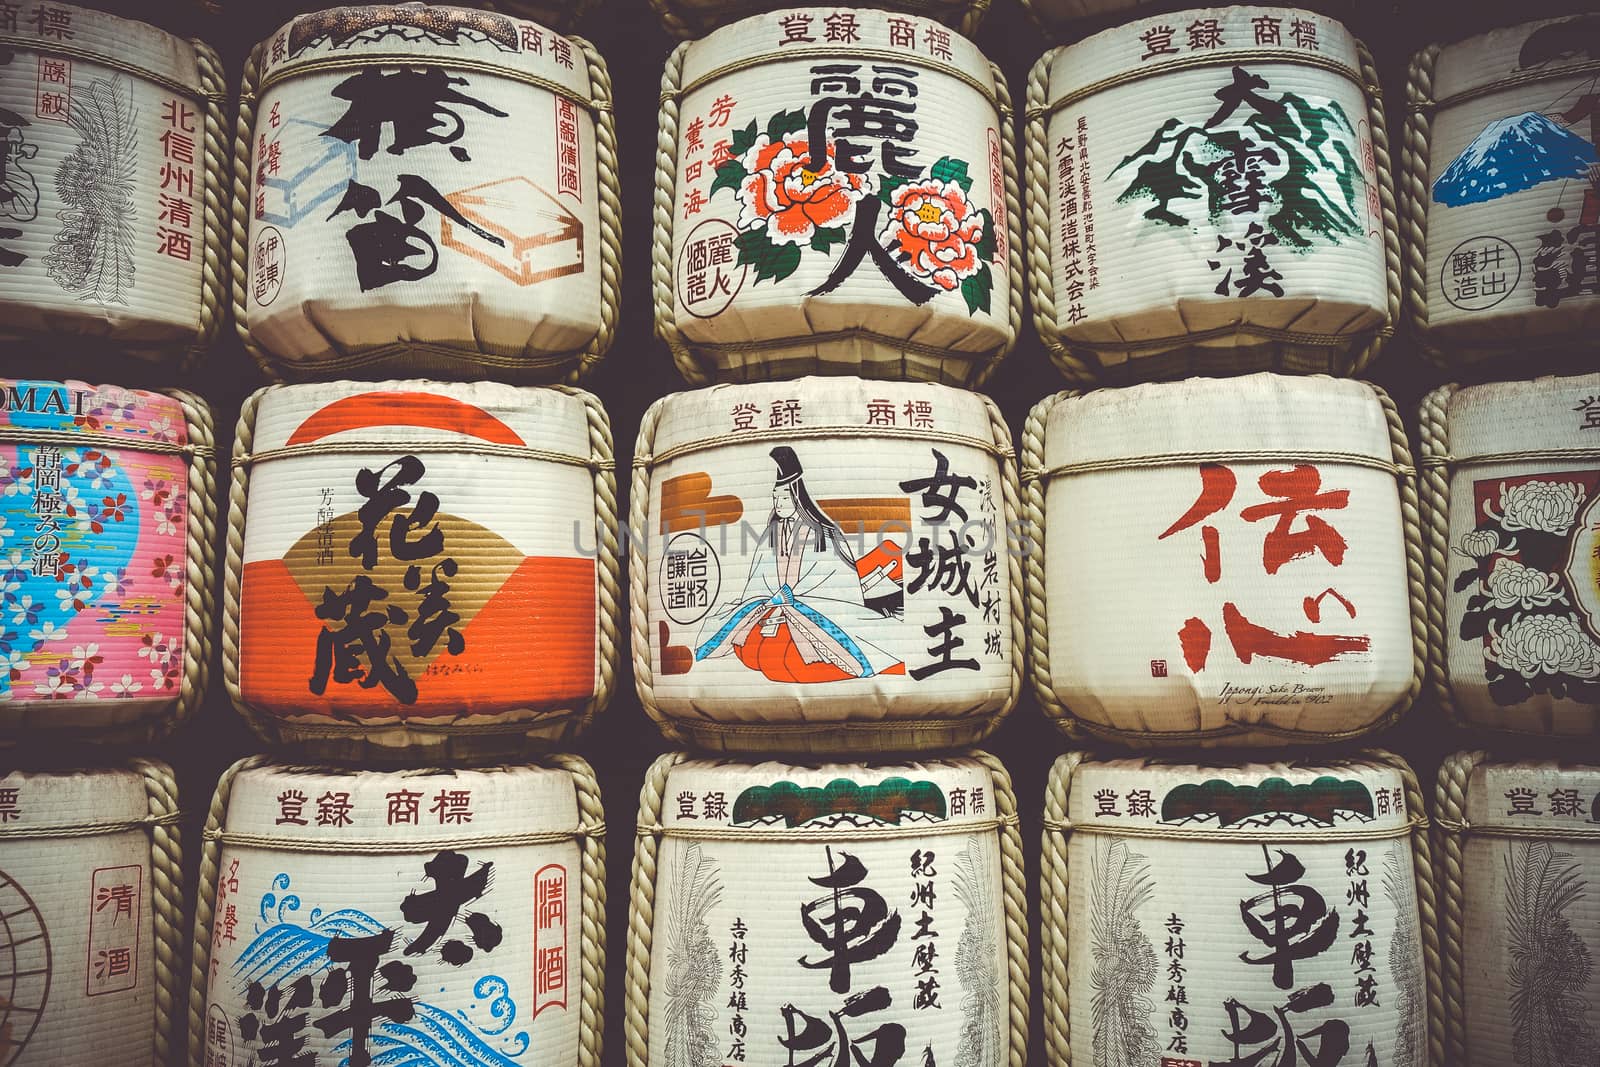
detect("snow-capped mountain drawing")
[1433,110,1597,206]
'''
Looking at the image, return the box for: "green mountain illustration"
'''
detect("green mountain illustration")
[1111,91,1364,248]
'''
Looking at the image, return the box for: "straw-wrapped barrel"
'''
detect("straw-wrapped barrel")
[234,4,621,382]
[1403,16,1600,365]
[1024,372,1426,746]
[1420,375,1600,736]
[655,9,1023,387]
[1435,751,1600,1067]
[1025,6,1399,383]
[0,759,183,1066]
[625,751,1028,1067]
[0,3,226,365]
[1040,750,1444,1067]
[224,379,619,759]
[189,756,606,1067]
[631,376,1022,753]
[0,379,215,745]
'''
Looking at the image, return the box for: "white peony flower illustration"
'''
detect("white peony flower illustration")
[1456,527,1504,559]
[1488,480,1585,534]
[1484,558,1568,610]
[1487,613,1600,679]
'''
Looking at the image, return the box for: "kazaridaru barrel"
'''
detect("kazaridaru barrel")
[1436,752,1600,1067]
[235,5,621,383]
[1421,375,1600,736]
[1041,750,1443,1067]
[0,759,183,1066]
[655,9,1022,387]
[225,380,619,758]
[632,377,1022,753]
[0,3,226,364]
[1025,6,1398,384]
[0,379,216,744]
[626,751,1027,1067]
[1403,16,1600,365]
[190,756,605,1067]
[1024,373,1425,746]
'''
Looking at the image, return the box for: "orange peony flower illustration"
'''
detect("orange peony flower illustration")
[735,135,870,246]
[882,178,986,291]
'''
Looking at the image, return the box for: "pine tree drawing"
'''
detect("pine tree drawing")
[1111,66,1364,249]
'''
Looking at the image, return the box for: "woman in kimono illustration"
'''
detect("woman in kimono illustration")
[694,446,904,682]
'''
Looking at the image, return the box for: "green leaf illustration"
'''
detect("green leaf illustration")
[878,173,911,207]
[960,263,993,317]
[736,228,801,284]
[974,207,997,263]
[710,159,747,198]
[765,109,807,142]
[810,226,847,254]
[931,156,973,194]
[729,118,759,158]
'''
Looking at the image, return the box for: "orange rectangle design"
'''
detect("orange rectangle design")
[239,555,596,719]
[818,497,912,535]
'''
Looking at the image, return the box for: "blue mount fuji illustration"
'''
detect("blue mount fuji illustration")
[1433,110,1597,206]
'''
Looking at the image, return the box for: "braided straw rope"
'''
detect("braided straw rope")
[625,751,1028,1066]
[1042,750,1444,1066]
[1039,750,1082,1066]
[1368,747,1448,1067]
[623,750,685,1067]
[1416,385,1459,721]
[1022,381,1426,746]
[1401,45,1443,366]
[1021,390,1077,734]
[654,38,1017,387]
[186,756,602,1067]
[540,752,610,1067]
[1432,749,1482,1067]
[186,38,228,371]
[186,754,267,1067]
[1025,41,1397,384]
[230,33,618,383]
[222,384,616,757]
[628,389,1025,752]
[124,758,185,1067]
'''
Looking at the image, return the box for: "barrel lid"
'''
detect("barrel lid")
[259,4,592,108]
[1048,6,1359,102]
[1445,373,1600,463]
[1465,758,1600,833]
[0,2,200,94]
[650,376,996,458]
[1041,373,1391,474]
[223,762,581,842]
[0,764,151,832]
[659,754,1001,835]
[1064,753,1411,837]
[680,9,994,102]
[1433,14,1599,106]
[1,379,189,450]
[249,379,591,460]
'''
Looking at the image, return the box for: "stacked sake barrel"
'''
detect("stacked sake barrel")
[630,12,1029,1064]
[1403,15,1600,366]
[1024,6,1400,384]
[1421,372,1600,1062]
[1015,11,1438,1064]
[180,7,625,1067]
[0,6,228,1065]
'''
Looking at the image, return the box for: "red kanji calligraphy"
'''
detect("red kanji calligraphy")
[1239,465,1349,574]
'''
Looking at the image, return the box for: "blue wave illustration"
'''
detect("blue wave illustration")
[337,1003,529,1066]
[233,907,386,988]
